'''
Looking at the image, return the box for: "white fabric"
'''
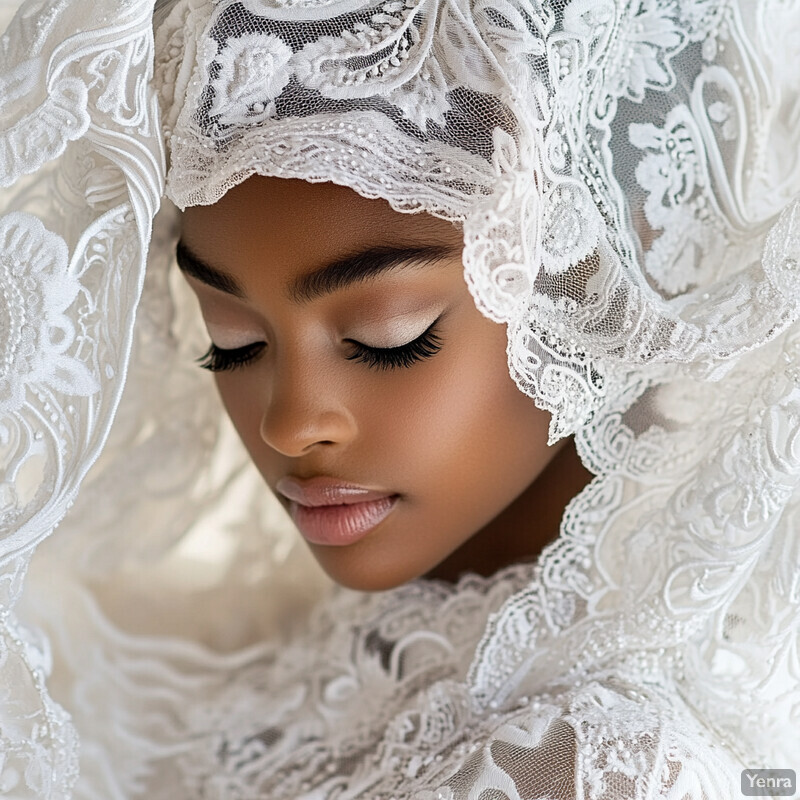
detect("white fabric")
[0,0,799,798]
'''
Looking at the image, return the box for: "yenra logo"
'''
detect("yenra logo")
[741,769,796,797]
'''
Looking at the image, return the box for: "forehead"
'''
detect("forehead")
[180,176,464,284]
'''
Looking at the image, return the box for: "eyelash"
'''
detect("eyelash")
[197,341,266,372]
[197,320,444,373]
[345,321,443,370]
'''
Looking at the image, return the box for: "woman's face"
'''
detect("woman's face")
[180,176,570,591]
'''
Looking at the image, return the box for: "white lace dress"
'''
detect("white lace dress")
[2,0,800,797]
[126,565,746,799]
[20,540,751,799]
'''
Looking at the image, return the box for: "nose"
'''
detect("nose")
[259,358,357,457]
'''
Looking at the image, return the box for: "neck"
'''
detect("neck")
[424,436,594,583]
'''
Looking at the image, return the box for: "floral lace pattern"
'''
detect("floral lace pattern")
[0,0,163,795]
[209,32,294,123]
[0,213,97,416]
[1,0,800,797]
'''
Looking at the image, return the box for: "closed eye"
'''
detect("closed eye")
[345,317,443,370]
[197,341,266,372]
[197,317,445,373]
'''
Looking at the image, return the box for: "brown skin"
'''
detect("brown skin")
[180,176,594,591]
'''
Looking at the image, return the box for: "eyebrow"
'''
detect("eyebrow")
[176,240,245,297]
[175,240,460,304]
[291,243,461,303]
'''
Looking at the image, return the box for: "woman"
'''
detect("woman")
[1,0,799,796]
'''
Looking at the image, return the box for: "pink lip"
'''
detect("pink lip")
[276,476,399,546]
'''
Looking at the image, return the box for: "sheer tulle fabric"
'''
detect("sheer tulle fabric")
[0,0,799,797]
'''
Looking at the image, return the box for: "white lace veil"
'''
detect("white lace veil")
[2,0,800,796]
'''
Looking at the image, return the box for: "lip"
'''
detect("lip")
[276,476,399,546]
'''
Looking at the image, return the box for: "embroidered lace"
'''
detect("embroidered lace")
[0,0,799,796]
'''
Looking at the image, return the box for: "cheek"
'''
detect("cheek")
[356,318,551,504]
[214,372,265,459]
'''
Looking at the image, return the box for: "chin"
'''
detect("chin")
[309,545,429,592]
